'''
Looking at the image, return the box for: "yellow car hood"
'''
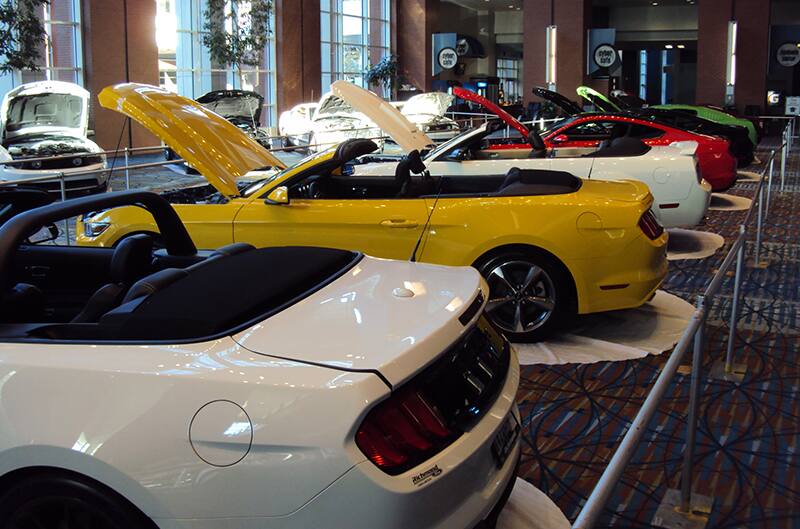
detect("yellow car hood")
[99,83,286,197]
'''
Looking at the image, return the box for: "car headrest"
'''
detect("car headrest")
[210,242,255,259]
[406,150,426,174]
[528,130,546,151]
[333,139,379,163]
[121,268,188,305]
[110,234,154,284]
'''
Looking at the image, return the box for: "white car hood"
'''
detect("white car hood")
[401,92,453,118]
[332,80,434,153]
[1,81,90,141]
[233,256,485,388]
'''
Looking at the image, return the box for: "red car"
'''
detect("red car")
[543,114,737,191]
[453,87,737,192]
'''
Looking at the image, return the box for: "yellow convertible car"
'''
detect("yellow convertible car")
[78,83,667,341]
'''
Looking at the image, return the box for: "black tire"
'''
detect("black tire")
[476,249,574,343]
[0,472,152,529]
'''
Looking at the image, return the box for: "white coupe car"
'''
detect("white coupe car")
[333,81,711,229]
[0,81,108,196]
[0,190,521,529]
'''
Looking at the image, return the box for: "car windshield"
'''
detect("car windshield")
[540,116,574,134]
[240,150,332,197]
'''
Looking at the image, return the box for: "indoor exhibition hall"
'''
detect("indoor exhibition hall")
[0,0,797,528]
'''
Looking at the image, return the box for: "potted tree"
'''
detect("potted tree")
[365,54,399,99]
[202,0,272,88]
[0,0,49,74]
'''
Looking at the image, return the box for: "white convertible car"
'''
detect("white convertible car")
[334,81,711,229]
[0,190,520,529]
[0,81,108,196]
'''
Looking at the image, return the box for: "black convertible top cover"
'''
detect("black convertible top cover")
[109,246,360,341]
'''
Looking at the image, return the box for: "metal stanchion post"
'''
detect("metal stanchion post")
[780,136,787,193]
[725,227,745,372]
[766,153,774,218]
[124,147,131,190]
[754,181,764,266]
[680,296,706,514]
[59,173,70,244]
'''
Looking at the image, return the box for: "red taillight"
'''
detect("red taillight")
[356,389,455,474]
[639,209,664,240]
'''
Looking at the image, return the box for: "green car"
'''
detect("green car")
[575,86,759,147]
[653,104,758,146]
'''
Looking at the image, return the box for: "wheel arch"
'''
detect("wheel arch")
[471,242,579,314]
[0,446,165,523]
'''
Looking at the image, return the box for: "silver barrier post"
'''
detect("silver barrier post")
[780,132,787,193]
[725,226,745,372]
[124,147,131,190]
[680,296,706,513]
[766,153,774,219]
[59,173,70,245]
[754,178,764,266]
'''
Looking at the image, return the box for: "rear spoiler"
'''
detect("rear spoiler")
[668,140,699,156]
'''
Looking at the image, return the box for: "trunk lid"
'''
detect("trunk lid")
[331,81,435,153]
[98,83,286,198]
[581,178,652,203]
[232,256,485,387]
[1,81,90,142]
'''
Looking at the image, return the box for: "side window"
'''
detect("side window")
[628,124,665,140]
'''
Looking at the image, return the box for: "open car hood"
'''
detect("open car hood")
[1,81,90,142]
[196,89,264,124]
[531,86,583,116]
[401,92,453,118]
[332,81,434,153]
[453,87,529,138]
[576,86,622,113]
[99,83,285,198]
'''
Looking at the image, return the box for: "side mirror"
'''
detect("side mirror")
[265,186,289,205]
[552,134,568,144]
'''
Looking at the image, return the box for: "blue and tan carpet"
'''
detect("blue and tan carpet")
[515,136,800,528]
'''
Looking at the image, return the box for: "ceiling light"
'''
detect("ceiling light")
[665,44,674,49]
[677,44,685,49]
[652,2,658,5]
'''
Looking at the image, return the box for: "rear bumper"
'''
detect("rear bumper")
[574,230,668,315]
[654,179,711,229]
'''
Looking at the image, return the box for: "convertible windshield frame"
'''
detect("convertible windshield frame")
[241,150,335,198]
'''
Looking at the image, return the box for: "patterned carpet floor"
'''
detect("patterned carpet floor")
[515,135,800,528]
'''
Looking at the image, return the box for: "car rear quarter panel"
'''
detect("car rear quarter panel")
[0,337,388,520]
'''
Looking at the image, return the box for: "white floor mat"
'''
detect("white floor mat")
[709,193,752,211]
[514,291,694,365]
[667,228,725,261]
[498,478,571,529]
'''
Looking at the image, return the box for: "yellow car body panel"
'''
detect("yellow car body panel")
[78,84,667,316]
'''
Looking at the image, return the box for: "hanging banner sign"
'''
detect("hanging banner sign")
[438,47,458,70]
[776,42,800,67]
[593,44,618,69]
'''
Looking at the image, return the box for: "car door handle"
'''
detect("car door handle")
[380,219,419,229]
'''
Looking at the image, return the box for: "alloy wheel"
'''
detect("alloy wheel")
[484,259,557,335]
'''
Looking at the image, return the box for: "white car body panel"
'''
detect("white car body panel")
[278,102,318,146]
[0,81,108,192]
[0,256,519,528]
[334,81,710,228]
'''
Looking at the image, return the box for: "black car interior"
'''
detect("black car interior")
[0,191,361,343]
[284,138,583,201]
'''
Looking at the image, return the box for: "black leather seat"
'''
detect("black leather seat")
[527,131,547,159]
[0,283,45,323]
[585,136,650,158]
[71,234,154,323]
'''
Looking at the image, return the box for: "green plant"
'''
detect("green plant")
[0,0,50,74]
[365,54,399,92]
[202,0,272,83]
